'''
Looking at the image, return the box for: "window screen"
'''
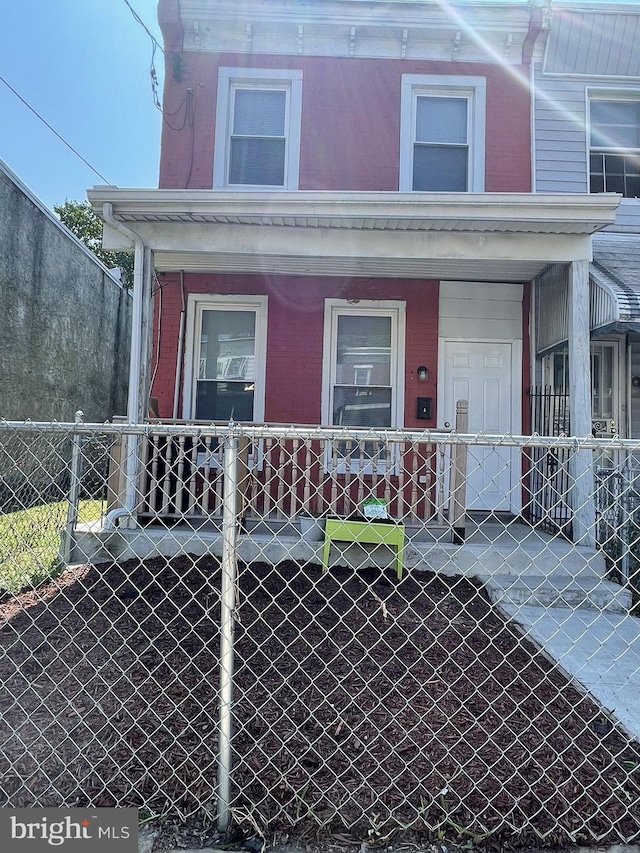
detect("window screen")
[229,89,287,186]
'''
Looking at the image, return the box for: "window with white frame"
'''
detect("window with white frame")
[184,296,268,422]
[589,94,640,198]
[323,301,405,462]
[544,342,617,421]
[400,75,486,192]
[214,68,302,190]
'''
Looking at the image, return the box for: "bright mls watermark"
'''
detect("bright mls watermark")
[0,808,138,850]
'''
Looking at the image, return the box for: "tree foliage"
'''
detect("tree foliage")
[54,200,134,288]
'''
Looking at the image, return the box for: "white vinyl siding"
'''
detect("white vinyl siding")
[533,74,590,194]
[533,68,640,231]
[535,265,570,354]
[439,281,523,342]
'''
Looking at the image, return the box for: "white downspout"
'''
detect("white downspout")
[102,202,145,529]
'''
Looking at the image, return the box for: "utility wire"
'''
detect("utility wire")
[122,0,164,110]
[122,0,164,54]
[0,74,111,184]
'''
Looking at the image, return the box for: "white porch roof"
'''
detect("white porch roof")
[88,188,621,282]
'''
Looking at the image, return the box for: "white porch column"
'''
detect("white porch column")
[138,247,155,420]
[568,259,595,547]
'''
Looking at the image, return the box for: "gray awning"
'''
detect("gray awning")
[544,9,640,77]
[591,234,640,331]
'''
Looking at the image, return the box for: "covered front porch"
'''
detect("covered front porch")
[85,188,623,553]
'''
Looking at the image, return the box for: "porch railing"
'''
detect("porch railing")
[111,422,444,525]
[104,418,629,547]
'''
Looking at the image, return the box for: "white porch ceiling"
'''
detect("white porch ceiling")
[151,251,547,282]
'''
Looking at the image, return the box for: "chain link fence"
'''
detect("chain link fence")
[1,418,640,846]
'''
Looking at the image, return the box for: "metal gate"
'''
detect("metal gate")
[528,385,572,535]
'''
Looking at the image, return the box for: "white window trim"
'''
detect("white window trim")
[591,340,619,424]
[586,87,640,196]
[321,299,406,473]
[587,87,640,146]
[542,339,620,430]
[399,74,486,193]
[214,67,302,190]
[182,294,268,422]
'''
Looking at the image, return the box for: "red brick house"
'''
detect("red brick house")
[88,0,620,531]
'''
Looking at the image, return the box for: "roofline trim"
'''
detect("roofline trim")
[86,187,622,233]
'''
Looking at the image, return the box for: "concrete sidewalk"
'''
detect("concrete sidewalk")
[501,603,640,741]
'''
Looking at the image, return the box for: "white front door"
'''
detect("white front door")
[440,340,520,512]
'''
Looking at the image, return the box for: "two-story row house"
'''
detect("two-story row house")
[88,0,628,537]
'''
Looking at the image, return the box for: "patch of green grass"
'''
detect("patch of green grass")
[0,500,104,595]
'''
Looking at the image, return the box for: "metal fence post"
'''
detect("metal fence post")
[621,461,631,584]
[62,410,84,565]
[449,400,469,544]
[218,428,239,833]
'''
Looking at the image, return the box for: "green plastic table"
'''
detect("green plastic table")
[322,518,405,580]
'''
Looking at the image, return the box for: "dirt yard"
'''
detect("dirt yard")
[0,556,639,850]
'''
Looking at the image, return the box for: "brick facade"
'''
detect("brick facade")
[159,54,531,193]
[152,274,439,428]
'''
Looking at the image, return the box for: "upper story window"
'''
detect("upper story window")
[400,75,486,192]
[214,68,302,190]
[589,94,640,198]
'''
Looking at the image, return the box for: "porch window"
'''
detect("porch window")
[334,315,393,428]
[591,344,614,420]
[323,301,405,464]
[589,95,640,198]
[184,296,268,422]
[214,68,302,189]
[544,342,617,421]
[400,75,486,192]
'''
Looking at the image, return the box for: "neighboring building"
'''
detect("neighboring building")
[0,159,132,423]
[89,0,621,532]
[532,2,640,439]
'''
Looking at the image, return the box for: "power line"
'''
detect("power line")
[122,0,164,54]
[0,74,111,184]
[121,0,164,111]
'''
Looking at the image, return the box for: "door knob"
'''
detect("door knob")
[444,421,451,428]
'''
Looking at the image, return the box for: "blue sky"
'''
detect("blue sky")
[1,0,638,212]
[0,0,164,211]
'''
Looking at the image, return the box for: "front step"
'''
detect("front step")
[453,540,606,576]
[407,541,606,580]
[481,574,632,613]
